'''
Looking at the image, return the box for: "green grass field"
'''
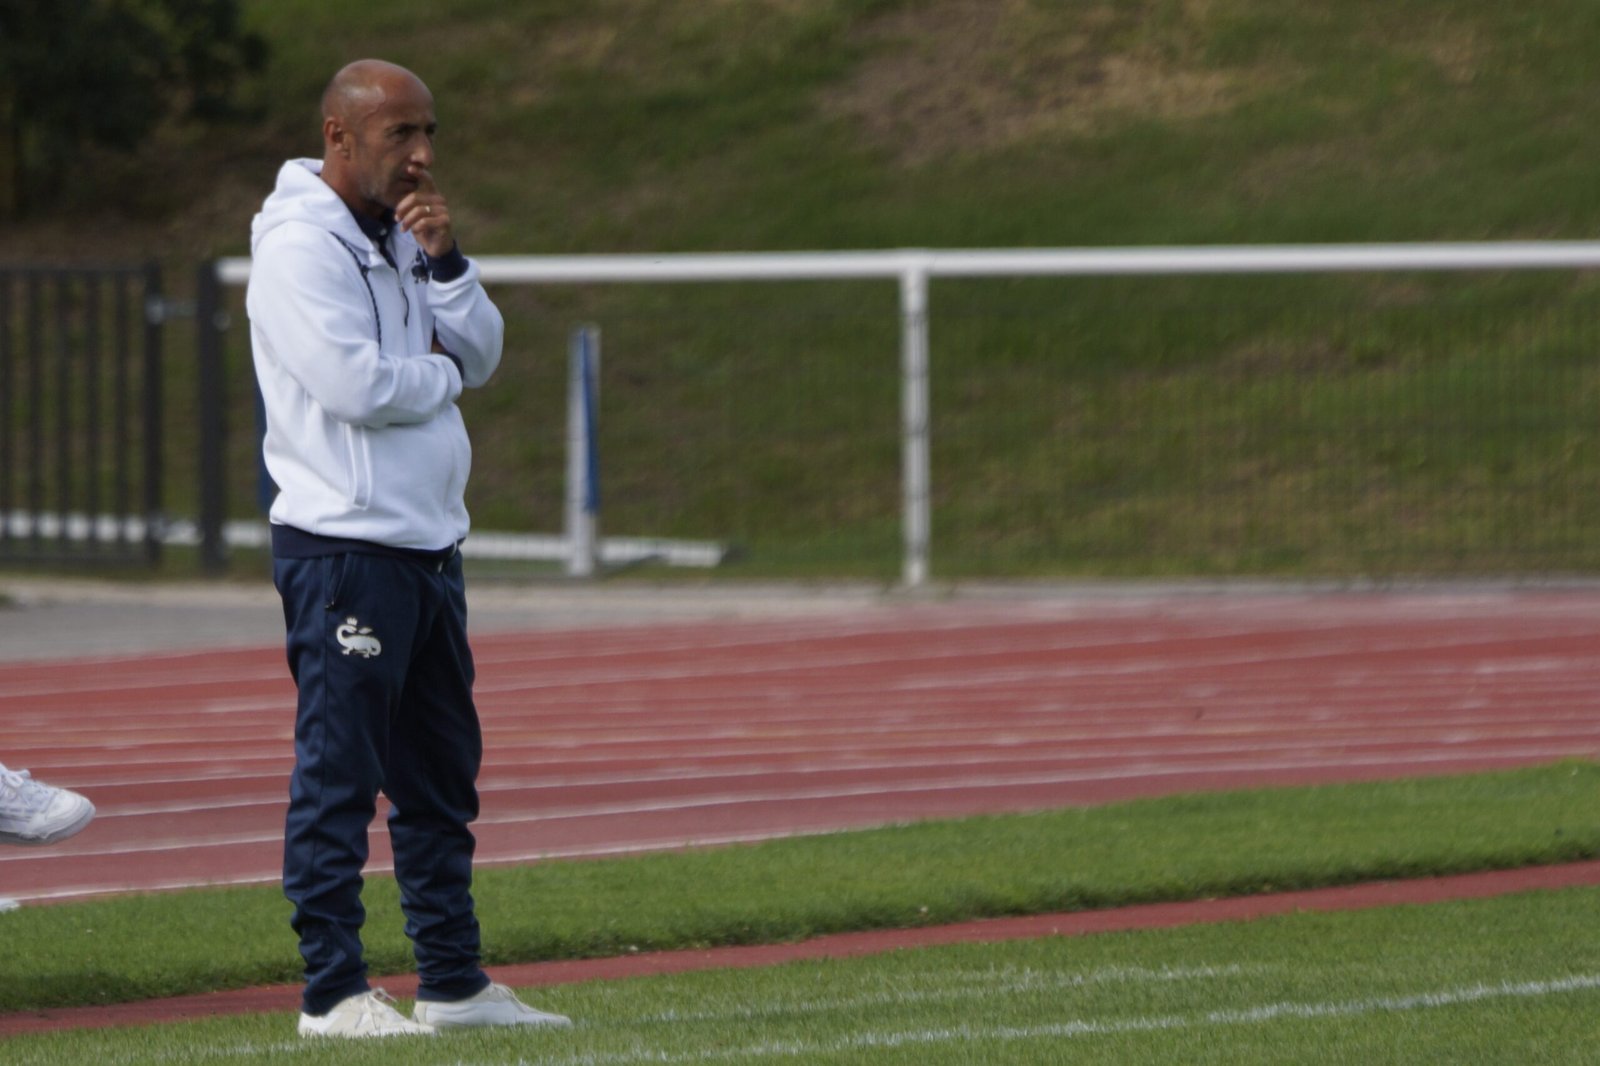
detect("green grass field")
[3,764,1598,1061]
[7,888,1600,1064]
[9,889,1600,1064]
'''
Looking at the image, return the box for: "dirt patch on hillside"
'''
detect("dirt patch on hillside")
[820,0,1262,166]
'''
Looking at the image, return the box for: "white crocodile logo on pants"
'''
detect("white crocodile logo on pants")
[336,617,383,658]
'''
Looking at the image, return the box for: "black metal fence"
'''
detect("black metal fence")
[0,264,165,566]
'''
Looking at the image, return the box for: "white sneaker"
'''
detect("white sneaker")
[298,989,437,1038]
[0,765,95,846]
[413,982,573,1030]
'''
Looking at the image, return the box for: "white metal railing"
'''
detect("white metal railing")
[215,241,1600,586]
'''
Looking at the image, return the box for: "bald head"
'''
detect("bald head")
[322,59,430,126]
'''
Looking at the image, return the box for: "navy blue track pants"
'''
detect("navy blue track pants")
[274,550,491,1015]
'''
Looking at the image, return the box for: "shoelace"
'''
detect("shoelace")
[357,989,406,1030]
[0,768,49,813]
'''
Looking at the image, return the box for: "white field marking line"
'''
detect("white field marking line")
[629,963,1256,1024]
[4,741,1588,868]
[124,971,1600,1066]
[509,974,1600,1066]
[46,1039,306,1066]
[64,962,1265,1064]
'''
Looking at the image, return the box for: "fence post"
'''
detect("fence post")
[900,263,931,588]
[565,324,601,577]
[195,259,228,573]
[142,262,165,564]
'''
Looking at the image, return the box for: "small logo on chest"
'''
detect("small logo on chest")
[336,617,383,658]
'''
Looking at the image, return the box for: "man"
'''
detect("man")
[247,59,570,1040]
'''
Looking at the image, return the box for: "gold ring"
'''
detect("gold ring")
[425,205,432,215]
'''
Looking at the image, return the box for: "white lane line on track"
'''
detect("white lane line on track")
[12,723,1596,785]
[12,681,1600,739]
[13,692,1600,749]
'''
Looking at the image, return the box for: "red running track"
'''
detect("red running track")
[3,589,1599,904]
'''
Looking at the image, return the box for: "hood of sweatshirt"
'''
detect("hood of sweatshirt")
[250,159,367,257]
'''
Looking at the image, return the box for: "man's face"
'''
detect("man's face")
[345,78,437,213]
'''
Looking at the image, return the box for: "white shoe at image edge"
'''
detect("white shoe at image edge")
[413,982,574,1030]
[0,765,95,846]
[298,989,436,1038]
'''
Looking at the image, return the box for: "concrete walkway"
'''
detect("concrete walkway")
[0,574,909,663]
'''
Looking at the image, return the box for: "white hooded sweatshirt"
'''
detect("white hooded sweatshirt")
[247,159,503,551]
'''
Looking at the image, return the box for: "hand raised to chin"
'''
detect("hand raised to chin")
[396,168,455,258]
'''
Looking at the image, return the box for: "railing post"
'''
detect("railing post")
[141,262,164,565]
[565,324,601,577]
[195,259,227,573]
[0,272,10,546]
[900,261,931,588]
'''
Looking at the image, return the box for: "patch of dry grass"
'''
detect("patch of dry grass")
[819,0,1272,166]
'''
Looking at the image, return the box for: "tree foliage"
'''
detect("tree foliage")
[0,0,267,215]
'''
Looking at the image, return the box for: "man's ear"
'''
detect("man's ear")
[324,117,350,156]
